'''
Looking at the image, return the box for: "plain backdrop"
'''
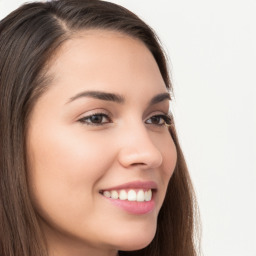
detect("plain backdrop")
[1,0,256,255]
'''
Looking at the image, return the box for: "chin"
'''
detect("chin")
[113,224,157,251]
[118,236,155,251]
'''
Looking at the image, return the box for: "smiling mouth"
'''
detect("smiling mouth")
[99,189,153,202]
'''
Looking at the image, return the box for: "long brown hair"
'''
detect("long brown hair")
[0,1,200,255]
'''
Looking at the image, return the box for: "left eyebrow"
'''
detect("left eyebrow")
[148,92,171,106]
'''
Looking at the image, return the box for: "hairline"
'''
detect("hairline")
[30,27,168,113]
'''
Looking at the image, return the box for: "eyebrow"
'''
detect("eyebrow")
[67,90,171,105]
[67,91,125,104]
[149,92,171,105]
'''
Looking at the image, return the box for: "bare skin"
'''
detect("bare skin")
[26,30,177,256]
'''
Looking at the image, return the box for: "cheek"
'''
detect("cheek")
[28,124,111,179]
[26,124,115,217]
[158,133,177,184]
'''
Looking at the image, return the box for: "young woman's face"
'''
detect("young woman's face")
[26,30,177,256]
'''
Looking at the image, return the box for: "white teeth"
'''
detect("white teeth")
[103,191,111,198]
[119,190,127,200]
[145,189,152,201]
[111,190,119,199]
[102,189,152,202]
[137,189,145,202]
[127,190,137,201]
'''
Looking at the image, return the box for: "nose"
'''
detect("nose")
[117,124,163,170]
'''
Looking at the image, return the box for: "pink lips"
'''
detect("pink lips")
[100,181,157,215]
[106,197,155,215]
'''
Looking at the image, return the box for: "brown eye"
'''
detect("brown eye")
[78,113,111,126]
[149,116,164,125]
[145,114,172,126]
[89,115,104,124]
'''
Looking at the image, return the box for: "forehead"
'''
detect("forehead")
[42,30,167,101]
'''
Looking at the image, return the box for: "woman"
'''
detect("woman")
[0,0,200,255]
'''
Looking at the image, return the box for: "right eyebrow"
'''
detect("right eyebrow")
[66,90,125,104]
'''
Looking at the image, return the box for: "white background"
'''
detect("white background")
[1,0,255,255]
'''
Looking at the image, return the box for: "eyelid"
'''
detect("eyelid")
[77,110,113,126]
[76,109,173,127]
[144,112,173,127]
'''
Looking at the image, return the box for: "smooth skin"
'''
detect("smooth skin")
[26,30,177,256]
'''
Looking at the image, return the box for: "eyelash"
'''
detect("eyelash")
[78,112,172,127]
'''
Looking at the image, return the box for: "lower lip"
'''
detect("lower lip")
[103,196,155,215]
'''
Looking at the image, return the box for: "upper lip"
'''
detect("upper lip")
[101,180,158,191]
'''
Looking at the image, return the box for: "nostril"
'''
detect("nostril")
[131,162,146,166]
